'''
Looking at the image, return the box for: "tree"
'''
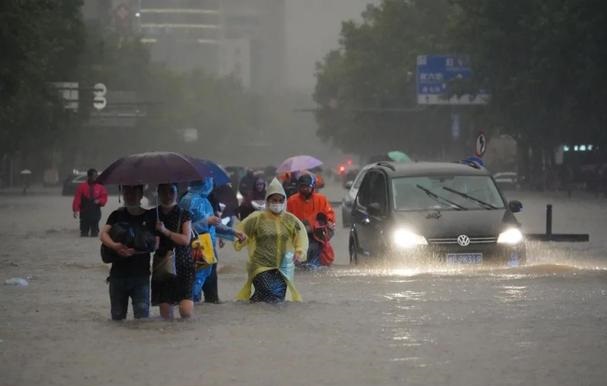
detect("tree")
[313,0,456,159]
[450,0,607,175]
[0,0,84,172]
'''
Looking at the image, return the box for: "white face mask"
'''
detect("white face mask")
[269,203,284,214]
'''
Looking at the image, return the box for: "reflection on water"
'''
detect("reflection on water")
[384,290,426,301]
[496,285,528,303]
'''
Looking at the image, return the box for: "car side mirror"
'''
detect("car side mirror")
[508,200,523,213]
[368,202,384,217]
[344,181,354,189]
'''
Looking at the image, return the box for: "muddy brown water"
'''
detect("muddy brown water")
[1,191,607,386]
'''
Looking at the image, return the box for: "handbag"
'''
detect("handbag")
[152,249,177,281]
[152,209,181,281]
[191,231,217,271]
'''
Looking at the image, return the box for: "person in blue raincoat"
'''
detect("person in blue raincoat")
[179,177,244,303]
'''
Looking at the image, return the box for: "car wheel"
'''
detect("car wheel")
[349,236,358,265]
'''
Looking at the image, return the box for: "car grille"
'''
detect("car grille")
[426,236,497,245]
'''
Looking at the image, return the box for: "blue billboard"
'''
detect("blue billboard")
[416,55,489,105]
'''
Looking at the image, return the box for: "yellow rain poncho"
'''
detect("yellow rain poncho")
[234,178,308,301]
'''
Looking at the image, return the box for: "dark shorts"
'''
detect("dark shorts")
[108,276,150,320]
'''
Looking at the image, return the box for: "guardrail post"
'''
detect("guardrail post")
[546,204,552,237]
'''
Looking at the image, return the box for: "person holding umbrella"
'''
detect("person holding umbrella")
[99,185,157,321]
[153,183,195,320]
[72,169,108,237]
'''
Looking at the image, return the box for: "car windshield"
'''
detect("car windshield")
[392,175,505,211]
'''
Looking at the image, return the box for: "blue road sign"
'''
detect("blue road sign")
[416,55,489,105]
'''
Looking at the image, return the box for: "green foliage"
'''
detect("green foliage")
[315,0,607,163]
[313,0,453,157]
[0,0,84,158]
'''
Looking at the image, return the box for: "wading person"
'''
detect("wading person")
[152,183,195,320]
[72,169,108,237]
[100,185,157,321]
[234,178,308,303]
[179,177,245,304]
[236,176,267,220]
[287,174,336,268]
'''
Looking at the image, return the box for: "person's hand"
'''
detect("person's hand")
[156,221,168,236]
[208,216,221,226]
[218,239,225,248]
[73,211,78,219]
[293,251,302,264]
[235,231,247,242]
[115,243,135,257]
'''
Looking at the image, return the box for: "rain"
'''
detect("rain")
[1,1,607,385]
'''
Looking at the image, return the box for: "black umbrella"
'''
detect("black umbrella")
[97,151,212,185]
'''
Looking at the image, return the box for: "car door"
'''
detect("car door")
[352,171,389,256]
[365,171,389,257]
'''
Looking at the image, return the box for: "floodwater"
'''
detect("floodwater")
[1,187,607,386]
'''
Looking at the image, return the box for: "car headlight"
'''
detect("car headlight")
[393,228,428,249]
[497,228,524,245]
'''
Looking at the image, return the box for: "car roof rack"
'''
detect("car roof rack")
[375,161,396,171]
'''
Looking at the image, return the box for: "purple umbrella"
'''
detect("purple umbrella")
[97,151,212,185]
[277,155,323,173]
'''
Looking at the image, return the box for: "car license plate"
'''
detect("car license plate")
[446,253,483,264]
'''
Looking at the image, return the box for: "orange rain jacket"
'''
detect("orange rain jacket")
[287,192,336,228]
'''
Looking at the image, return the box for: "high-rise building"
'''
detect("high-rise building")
[134,0,285,93]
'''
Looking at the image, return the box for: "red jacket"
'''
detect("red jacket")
[72,182,108,212]
[287,192,335,228]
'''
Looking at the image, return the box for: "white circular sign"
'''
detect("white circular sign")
[475,133,487,157]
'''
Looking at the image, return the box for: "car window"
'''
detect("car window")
[368,172,387,212]
[352,167,369,189]
[392,175,505,211]
[357,173,374,207]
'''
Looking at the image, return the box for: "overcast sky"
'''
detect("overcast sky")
[285,0,377,91]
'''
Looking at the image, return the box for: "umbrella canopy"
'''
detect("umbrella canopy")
[194,159,230,186]
[387,150,412,163]
[97,152,212,185]
[277,155,323,173]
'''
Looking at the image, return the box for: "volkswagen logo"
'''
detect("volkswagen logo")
[457,234,471,247]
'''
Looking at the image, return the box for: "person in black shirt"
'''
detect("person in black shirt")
[100,185,157,321]
[153,183,195,320]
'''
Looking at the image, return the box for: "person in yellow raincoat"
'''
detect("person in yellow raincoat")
[234,178,308,303]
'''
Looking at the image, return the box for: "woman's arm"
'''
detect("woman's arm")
[292,216,309,262]
[164,220,191,246]
[234,212,258,251]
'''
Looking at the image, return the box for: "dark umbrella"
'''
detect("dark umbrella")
[97,152,212,185]
[194,159,230,186]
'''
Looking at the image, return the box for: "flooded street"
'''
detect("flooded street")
[2,187,607,386]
